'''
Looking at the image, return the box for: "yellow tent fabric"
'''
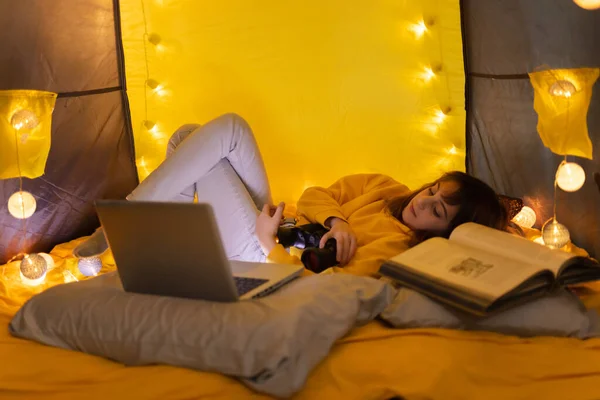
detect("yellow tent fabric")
[120,0,466,204]
[529,68,599,160]
[0,90,57,179]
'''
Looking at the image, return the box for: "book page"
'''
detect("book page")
[449,223,573,276]
[389,238,547,300]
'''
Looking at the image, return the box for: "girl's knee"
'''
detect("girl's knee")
[167,123,201,155]
[221,113,251,130]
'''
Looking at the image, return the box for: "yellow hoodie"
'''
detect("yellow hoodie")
[267,174,414,277]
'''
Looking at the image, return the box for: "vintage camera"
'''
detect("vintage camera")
[276,223,338,273]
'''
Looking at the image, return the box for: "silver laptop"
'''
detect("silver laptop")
[95,200,304,301]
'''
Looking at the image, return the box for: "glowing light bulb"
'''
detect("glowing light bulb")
[421,67,436,82]
[78,257,102,277]
[20,254,47,286]
[447,145,458,155]
[573,0,600,9]
[11,109,39,130]
[541,219,570,249]
[549,80,576,98]
[556,162,585,192]
[144,120,157,131]
[154,85,166,96]
[408,20,427,38]
[38,253,55,270]
[63,269,79,283]
[511,206,537,228]
[533,236,545,245]
[433,108,449,125]
[137,157,151,179]
[8,191,37,219]
[137,157,148,169]
[146,79,166,96]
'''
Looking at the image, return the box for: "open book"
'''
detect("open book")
[378,222,599,316]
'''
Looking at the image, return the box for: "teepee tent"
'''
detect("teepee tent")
[2,1,600,399]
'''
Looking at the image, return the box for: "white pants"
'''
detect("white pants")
[127,113,271,262]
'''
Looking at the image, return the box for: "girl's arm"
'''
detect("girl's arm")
[255,203,304,266]
[296,174,398,226]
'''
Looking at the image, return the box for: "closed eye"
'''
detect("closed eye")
[433,208,441,218]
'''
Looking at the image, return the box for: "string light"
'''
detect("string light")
[38,253,55,270]
[420,65,442,83]
[433,107,450,125]
[143,120,166,140]
[146,79,166,96]
[78,257,102,277]
[11,109,39,131]
[549,80,576,98]
[541,218,570,249]
[140,0,170,179]
[408,20,428,39]
[137,156,151,177]
[147,33,165,52]
[11,109,39,143]
[20,254,47,286]
[143,120,157,132]
[3,93,56,286]
[146,79,160,90]
[556,161,585,192]
[512,206,537,228]
[8,191,36,219]
[447,145,458,155]
[573,0,600,10]
[421,67,436,82]
[9,108,38,220]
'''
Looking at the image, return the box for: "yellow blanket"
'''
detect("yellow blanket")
[2,239,600,400]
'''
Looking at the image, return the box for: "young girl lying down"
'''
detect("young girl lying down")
[74,113,508,277]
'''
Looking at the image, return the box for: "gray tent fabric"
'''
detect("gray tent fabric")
[463,0,600,258]
[0,0,137,263]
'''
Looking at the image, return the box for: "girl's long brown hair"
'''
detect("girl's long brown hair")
[387,171,508,246]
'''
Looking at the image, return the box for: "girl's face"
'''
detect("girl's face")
[401,181,460,234]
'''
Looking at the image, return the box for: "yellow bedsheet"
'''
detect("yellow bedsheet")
[1,239,600,400]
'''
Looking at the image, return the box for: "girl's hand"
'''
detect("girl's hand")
[320,217,357,266]
[255,202,285,256]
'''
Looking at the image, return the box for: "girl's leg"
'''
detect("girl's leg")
[128,113,272,208]
[74,113,271,261]
[193,158,266,261]
[160,123,202,203]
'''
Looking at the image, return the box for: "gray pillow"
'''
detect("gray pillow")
[9,272,395,398]
[380,287,600,339]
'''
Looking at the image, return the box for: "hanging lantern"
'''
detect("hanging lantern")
[556,162,586,192]
[7,191,37,219]
[573,0,600,10]
[541,219,570,249]
[78,257,103,277]
[20,253,48,286]
[511,206,537,229]
[38,253,55,270]
[529,68,599,160]
[0,90,57,179]
[11,109,40,131]
[548,80,576,98]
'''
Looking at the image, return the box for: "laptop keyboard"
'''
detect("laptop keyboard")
[234,276,269,296]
